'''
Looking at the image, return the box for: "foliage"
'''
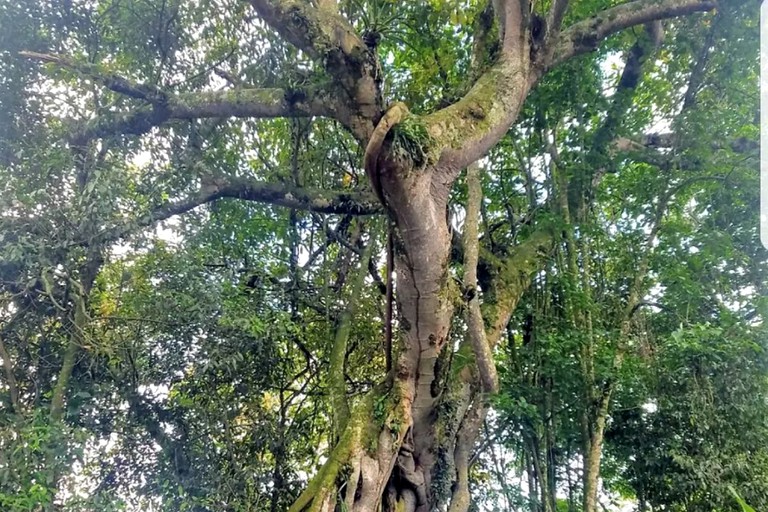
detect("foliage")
[0,0,764,511]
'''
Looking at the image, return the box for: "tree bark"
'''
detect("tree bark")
[582,403,609,512]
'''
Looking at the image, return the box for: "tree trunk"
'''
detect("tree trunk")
[583,408,609,512]
[286,157,459,512]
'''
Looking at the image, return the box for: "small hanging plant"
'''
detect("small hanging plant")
[347,0,407,48]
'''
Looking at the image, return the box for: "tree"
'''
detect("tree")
[488,3,765,510]
[1,0,759,511]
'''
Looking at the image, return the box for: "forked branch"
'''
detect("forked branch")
[427,0,715,177]
[546,0,570,39]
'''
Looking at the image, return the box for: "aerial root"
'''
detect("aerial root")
[343,453,363,511]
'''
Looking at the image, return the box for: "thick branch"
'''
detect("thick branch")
[596,21,664,148]
[632,132,758,154]
[196,178,381,214]
[426,0,714,178]
[494,0,525,52]
[329,238,373,434]
[610,132,757,171]
[71,88,333,144]
[551,0,716,68]
[50,278,92,421]
[249,0,365,64]
[0,333,20,413]
[425,54,530,174]
[462,164,498,394]
[470,2,496,79]
[482,227,554,346]
[545,0,570,43]
[248,0,380,139]
[71,107,167,144]
[448,401,486,512]
[584,21,665,196]
[21,51,339,143]
[167,88,333,119]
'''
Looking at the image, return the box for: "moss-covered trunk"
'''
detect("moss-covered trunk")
[288,152,461,511]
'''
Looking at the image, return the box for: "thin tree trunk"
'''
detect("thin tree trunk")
[582,423,606,512]
[0,332,20,413]
[544,381,557,512]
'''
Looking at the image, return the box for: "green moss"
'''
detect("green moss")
[288,393,381,512]
[424,58,525,152]
[450,341,475,380]
[431,381,470,505]
[431,446,454,505]
[387,381,408,433]
[372,390,390,426]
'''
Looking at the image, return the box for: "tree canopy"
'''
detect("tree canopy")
[0,0,764,511]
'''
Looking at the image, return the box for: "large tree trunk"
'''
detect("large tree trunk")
[393,207,454,510]
[286,157,459,512]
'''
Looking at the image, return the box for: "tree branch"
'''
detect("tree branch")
[482,227,555,346]
[20,51,167,103]
[633,132,758,154]
[72,87,335,144]
[249,0,364,63]
[0,309,26,416]
[462,164,498,394]
[328,237,373,433]
[64,86,336,144]
[425,46,530,173]
[598,22,664,147]
[610,132,758,172]
[21,51,342,144]
[95,178,381,245]
[247,0,380,137]
[448,400,486,512]
[681,10,721,110]
[494,0,525,52]
[545,0,570,43]
[167,88,333,119]
[584,21,665,196]
[0,332,20,413]
[470,2,497,79]
[551,0,716,68]
[425,0,714,177]
[69,106,166,144]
